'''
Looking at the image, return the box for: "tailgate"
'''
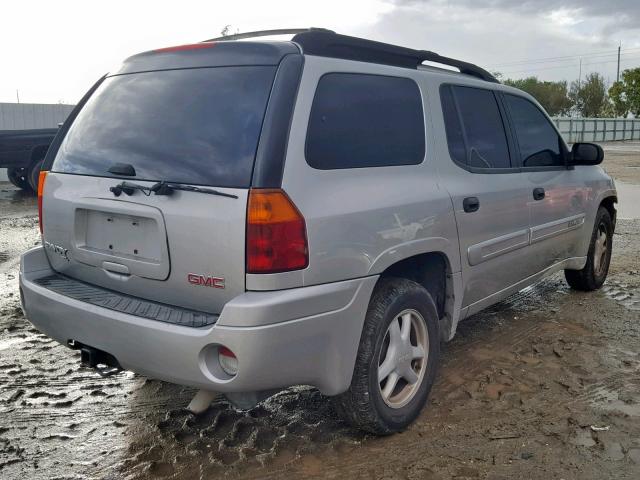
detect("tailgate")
[38,60,284,314]
[42,173,246,314]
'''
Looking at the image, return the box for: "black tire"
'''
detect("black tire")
[27,158,45,192]
[7,167,32,191]
[334,277,440,435]
[564,206,613,291]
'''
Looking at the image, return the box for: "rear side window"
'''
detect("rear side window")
[441,85,511,170]
[504,94,565,167]
[53,66,276,187]
[306,73,425,169]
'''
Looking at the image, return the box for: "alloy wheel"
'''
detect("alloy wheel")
[377,308,429,409]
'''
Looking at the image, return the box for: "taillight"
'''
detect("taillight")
[247,189,308,274]
[37,171,48,234]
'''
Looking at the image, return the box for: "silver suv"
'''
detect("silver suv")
[19,30,617,434]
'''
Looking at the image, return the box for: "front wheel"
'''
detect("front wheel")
[334,278,440,435]
[564,206,613,291]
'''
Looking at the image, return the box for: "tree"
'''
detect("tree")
[569,73,608,117]
[502,77,573,116]
[599,100,617,118]
[608,81,628,117]
[609,67,640,117]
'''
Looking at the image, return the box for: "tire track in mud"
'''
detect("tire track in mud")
[117,386,365,479]
[435,276,568,400]
[602,281,640,311]
[569,342,640,420]
[0,216,39,275]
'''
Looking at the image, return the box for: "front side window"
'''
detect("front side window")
[441,85,512,170]
[504,94,565,167]
[306,73,425,169]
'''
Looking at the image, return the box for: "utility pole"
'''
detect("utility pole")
[616,41,621,83]
[578,58,582,87]
[16,89,20,103]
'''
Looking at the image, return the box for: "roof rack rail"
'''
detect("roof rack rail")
[292,30,498,83]
[202,27,334,43]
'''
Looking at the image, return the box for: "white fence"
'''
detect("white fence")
[552,118,640,143]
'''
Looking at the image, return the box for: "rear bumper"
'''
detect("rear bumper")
[20,247,377,395]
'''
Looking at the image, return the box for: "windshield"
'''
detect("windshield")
[52,66,276,187]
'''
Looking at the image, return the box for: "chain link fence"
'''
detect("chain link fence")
[552,118,640,143]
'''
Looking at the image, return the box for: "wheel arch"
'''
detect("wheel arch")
[376,251,458,342]
[599,195,617,228]
[30,144,50,165]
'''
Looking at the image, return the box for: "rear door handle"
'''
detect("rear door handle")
[463,196,480,213]
[533,188,545,201]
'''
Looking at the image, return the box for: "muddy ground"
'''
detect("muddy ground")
[1,143,639,480]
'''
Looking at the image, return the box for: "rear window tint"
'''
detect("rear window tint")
[306,73,425,169]
[52,66,276,187]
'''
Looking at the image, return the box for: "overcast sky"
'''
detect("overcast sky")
[2,0,639,104]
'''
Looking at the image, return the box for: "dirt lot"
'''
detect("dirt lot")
[1,143,639,480]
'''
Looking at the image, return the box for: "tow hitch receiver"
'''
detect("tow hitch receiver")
[69,341,123,377]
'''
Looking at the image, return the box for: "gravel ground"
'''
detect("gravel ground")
[0,143,639,479]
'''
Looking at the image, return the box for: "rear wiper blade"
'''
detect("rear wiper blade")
[109,181,152,197]
[150,182,238,199]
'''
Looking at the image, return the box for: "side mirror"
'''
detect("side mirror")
[570,142,604,166]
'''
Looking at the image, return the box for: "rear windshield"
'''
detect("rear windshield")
[52,66,276,187]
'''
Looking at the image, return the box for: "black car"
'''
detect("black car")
[0,128,58,191]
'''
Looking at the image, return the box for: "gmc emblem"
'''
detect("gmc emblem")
[187,273,225,289]
[44,240,70,261]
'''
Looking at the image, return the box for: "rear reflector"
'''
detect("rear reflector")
[37,171,48,234]
[154,43,216,53]
[218,346,238,376]
[247,189,308,274]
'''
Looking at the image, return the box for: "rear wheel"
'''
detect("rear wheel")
[334,277,440,435]
[7,167,32,191]
[564,206,613,291]
[27,158,45,192]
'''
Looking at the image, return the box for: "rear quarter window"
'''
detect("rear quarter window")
[305,73,425,169]
[440,85,512,170]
